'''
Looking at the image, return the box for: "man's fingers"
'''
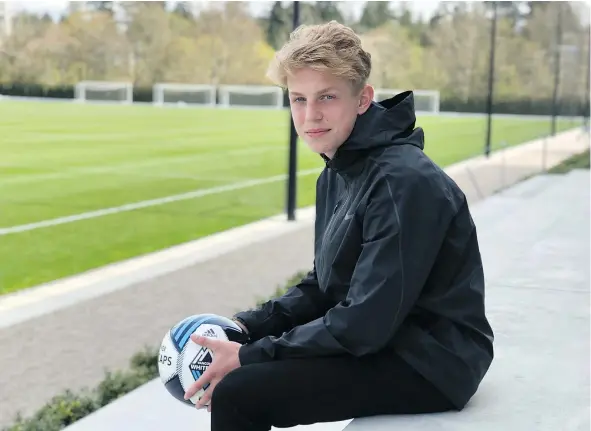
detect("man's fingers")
[190,334,218,350]
[185,333,219,400]
[184,369,214,400]
[196,378,218,409]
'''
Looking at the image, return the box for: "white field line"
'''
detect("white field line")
[0,122,288,144]
[0,168,322,236]
[103,172,269,183]
[0,145,283,187]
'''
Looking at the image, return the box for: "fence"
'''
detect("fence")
[0,0,589,220]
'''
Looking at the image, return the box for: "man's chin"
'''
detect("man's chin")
[305,140,333,155]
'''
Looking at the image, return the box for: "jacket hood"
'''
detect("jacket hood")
[322,90,425,170]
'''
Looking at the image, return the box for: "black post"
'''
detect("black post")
[286,1,300,221]
[585,29,590,128]
[551,3,563,136]
[484,1,498,157]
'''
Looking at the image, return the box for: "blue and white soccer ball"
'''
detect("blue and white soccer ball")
[158,314,248,406]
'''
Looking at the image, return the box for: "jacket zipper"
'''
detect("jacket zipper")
[319,184,351,279]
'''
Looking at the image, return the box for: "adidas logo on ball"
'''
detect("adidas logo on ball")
[202,328,217,338]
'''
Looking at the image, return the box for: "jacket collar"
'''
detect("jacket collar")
[320,90,423,179]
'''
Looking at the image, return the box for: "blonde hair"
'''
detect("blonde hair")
[266,21,372,93]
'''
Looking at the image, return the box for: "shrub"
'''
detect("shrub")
[5,390,98,431]
[548,149,590,173]
[3,271,308,431]
[2,347,158,431]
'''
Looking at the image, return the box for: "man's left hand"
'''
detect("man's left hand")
[183,333,242,412]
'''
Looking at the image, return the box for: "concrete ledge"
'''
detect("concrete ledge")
[345,285,589,431]
[63,379,352,431]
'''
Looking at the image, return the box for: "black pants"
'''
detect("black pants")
[210,350,455,430]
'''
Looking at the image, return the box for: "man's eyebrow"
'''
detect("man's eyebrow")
[289,87,338,96]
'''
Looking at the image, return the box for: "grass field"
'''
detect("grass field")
[0,99,582,294]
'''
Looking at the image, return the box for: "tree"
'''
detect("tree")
[262,1,344,50]
[426,4,491,100]
[360,21,428,90]
[62,10,130,83]
[0,12,55,83]
[192,2,276,85]
[391,2,428,45]
[172,2,194,20]
[86,1,116,16]
[358,1,393,32]
[265,1,290,50]
[317,2,345,23]
[298,2,325,26]
[483,1,528,32]
[124,3,174,85]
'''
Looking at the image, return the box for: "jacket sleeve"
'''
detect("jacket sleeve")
[233,264,332,343]
[238,172,454,364]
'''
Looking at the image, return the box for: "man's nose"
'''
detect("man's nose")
[305,102,323,122]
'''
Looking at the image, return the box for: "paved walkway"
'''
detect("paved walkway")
[0,128,588,427]
[444,127,589,202]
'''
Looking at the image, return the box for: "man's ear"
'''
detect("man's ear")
[357,84,374,115]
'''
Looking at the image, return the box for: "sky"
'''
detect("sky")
[3,0,444,21]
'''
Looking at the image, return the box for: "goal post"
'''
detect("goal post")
[152,83,216,107]
[374,89,440,114]
[218,85,284,109]
[75,81,133,104]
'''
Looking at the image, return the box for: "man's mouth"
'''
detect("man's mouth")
[306,129,331,137]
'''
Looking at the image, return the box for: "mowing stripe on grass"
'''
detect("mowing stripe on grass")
[0,145,284,187]
[0,168,322,236]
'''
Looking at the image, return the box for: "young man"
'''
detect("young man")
[185,21,494,430]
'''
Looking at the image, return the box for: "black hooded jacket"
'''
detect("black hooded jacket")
[234,91,494,409]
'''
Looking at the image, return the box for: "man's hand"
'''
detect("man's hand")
[183,334,242,412]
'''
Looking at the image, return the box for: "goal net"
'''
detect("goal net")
[75,81,133,104]
[218,85,284,109]
[374,89,440,114]
[152,83,216,107]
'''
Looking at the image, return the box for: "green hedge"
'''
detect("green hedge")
[440,95,589,117]
[2,271,306,431]
[547,149,590,173]
[1,82,588,117]
[3,347,158,431]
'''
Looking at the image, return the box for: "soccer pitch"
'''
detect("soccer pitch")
[0,99,581,294]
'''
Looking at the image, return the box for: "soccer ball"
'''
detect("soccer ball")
[158,313,248,406]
